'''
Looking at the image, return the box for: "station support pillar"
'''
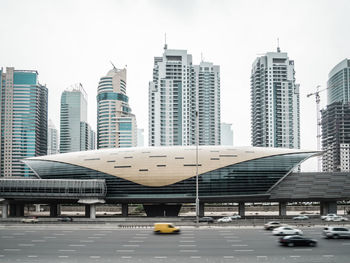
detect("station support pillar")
[320,201,337,215]
[1,201,8,219]
[279,202,287,216]
[9,204,24,217]
[90,204,96,219]
[199,202,205,217]
[238,202,245,217]
[50,204,61,217]
[122,204,128,217]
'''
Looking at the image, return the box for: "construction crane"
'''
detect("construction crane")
[307,85,328,171]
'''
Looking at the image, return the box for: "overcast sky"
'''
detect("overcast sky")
[1,0,349,169]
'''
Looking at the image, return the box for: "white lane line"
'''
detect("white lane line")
[179,245,196,247]
[2,236,13,238]
[121,256,132,259]
[179,250,198,252]
[27,255,38,258]
[13,233,25,236]
[58,255,69,258]
[4,249,21,251]
[227,240,242,242]
[293,249,312,251]
[223,236,239,238]
[234,249,254,252]
[323,255,334,257]
[90,256,101,259]
[136,233,148,236]
[80,240,94,243]
[54,233,65,236]
[44,236,56,239]
[180,240,195,243]
[257,256,268,259]
[32,240,45,242]
[116,250,135,253]
[69,244,86,247]
[231,244,248,247]
[25,231,35,233]
[59,250,76,252]
[191,256,201,259]
[128,240,144,243]
[63,231,73,233]
[223,256,234,259]
[123,244,140,247]
[18,244,34,247]
[290,255,300,258]
[94,233,106,236]
[133,236,147,239]
[155,256,167,259]
[88,236,102,239]
[0,255,4,257]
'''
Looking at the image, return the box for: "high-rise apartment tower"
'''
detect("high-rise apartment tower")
[0,67,48,177]
[251,47,300,149]
[97,67,137,148]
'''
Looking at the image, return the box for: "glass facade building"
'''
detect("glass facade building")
[0,67,48,177]
[97,67,137,149]
[327,59,350,104]
[23,146,317,202]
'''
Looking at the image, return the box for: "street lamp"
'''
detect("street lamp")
[195,110,199,225]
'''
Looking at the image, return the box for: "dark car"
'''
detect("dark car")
[57,217,73,222]
[198,217,214,223]
[279,235,317,247]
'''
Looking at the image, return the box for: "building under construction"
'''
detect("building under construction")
[321,102,350,172]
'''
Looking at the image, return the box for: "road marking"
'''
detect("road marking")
[18,244,34,247]
[116,250,134,253]
[234,249,254,252]
[32,240,45,242]
[69,244,86,247]
[180,250,198,252]
[290,255,300,258]
[94,233,106,236]
[323,255,334,257]
[13,233,25,235]
[27,255,38,258]
[59,250,76,252]
[180,240,195,242]
[54,233,65,236]
[123,244,140,247]
[136,233,148,236]
[88,236,102,239]
[257,256,268,259]
[293,249,312,251]
[63,231,73,233]
[231,244,248,247]
[191,256,201,259]
[181,236,195,238]
[223,256,234,259]
[227,240,242,242]
[155,256,167,259]
[224,236,239,238]
[0,255,4,257]
[179,244,196,247]
[58,256,69,258]
[121,256,132,259]
[25,231,35,233]
[80,240,94,243]
[90,256,101,259]
[4,249,20,251]
[44,236,56,239]
[2,236,13,238]
[128,240,144,243]
[133,236,147,239]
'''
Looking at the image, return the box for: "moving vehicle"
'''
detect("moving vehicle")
[279,235,317,247]
[264,221,282,230]
[321,213,337,220]
[198,217,214,223]
[153,223,180,234]
[230,215,241,220]
[325,215,348,222]
[293,215,309,220]
[273,226,303,236]
[323,227,350,239]
[217,217,232,223]
[57,217,73,222]
[21,217,39,223]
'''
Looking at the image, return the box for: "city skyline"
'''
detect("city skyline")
[1,0,349,171]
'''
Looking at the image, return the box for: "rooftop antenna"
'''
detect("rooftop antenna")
[110,61,117,70]
[277,38,281,53]
[164,33,168,50]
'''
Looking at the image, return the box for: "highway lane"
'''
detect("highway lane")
[0,225,349,262]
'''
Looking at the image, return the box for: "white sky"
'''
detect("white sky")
[1,0,349,170]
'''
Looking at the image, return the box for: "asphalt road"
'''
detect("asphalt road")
[0,224,349,262]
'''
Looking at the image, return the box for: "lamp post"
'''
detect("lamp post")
[195,110,199,225]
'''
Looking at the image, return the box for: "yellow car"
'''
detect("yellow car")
[153,223,180,234]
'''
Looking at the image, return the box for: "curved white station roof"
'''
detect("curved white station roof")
[26,146,318,187]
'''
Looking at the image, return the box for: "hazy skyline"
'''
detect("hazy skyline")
[1,0,349,170]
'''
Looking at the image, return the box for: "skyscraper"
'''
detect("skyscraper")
[60,83,93,153]
[251,47,300,149]
[137,128,144,147]
[0,67,48,177]
[221,122,234,146]
[97,67,137,148]
[148,46,221,146]
[47,119,58,155]
[321,58,350,172]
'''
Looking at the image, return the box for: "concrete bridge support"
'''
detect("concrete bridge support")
[238,202,245,217]
[279,202,287,216]
[1,201,8,219]
[9,204,24,217]
[90,204,96,219]
[50,204,60,217]
[320,201,337,215]
[122,204,128,217]
[199,202,205,217]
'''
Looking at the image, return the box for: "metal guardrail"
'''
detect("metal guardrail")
[0,179,106,199]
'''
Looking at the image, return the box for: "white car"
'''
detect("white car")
[323,226,350,239]
[21,217,39,223]
[325,216,348,222]
[230,215,241,220]
[321,214,337,220]
[217,217,232,223]
[272,226,303,236]
[293,215,309,220]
